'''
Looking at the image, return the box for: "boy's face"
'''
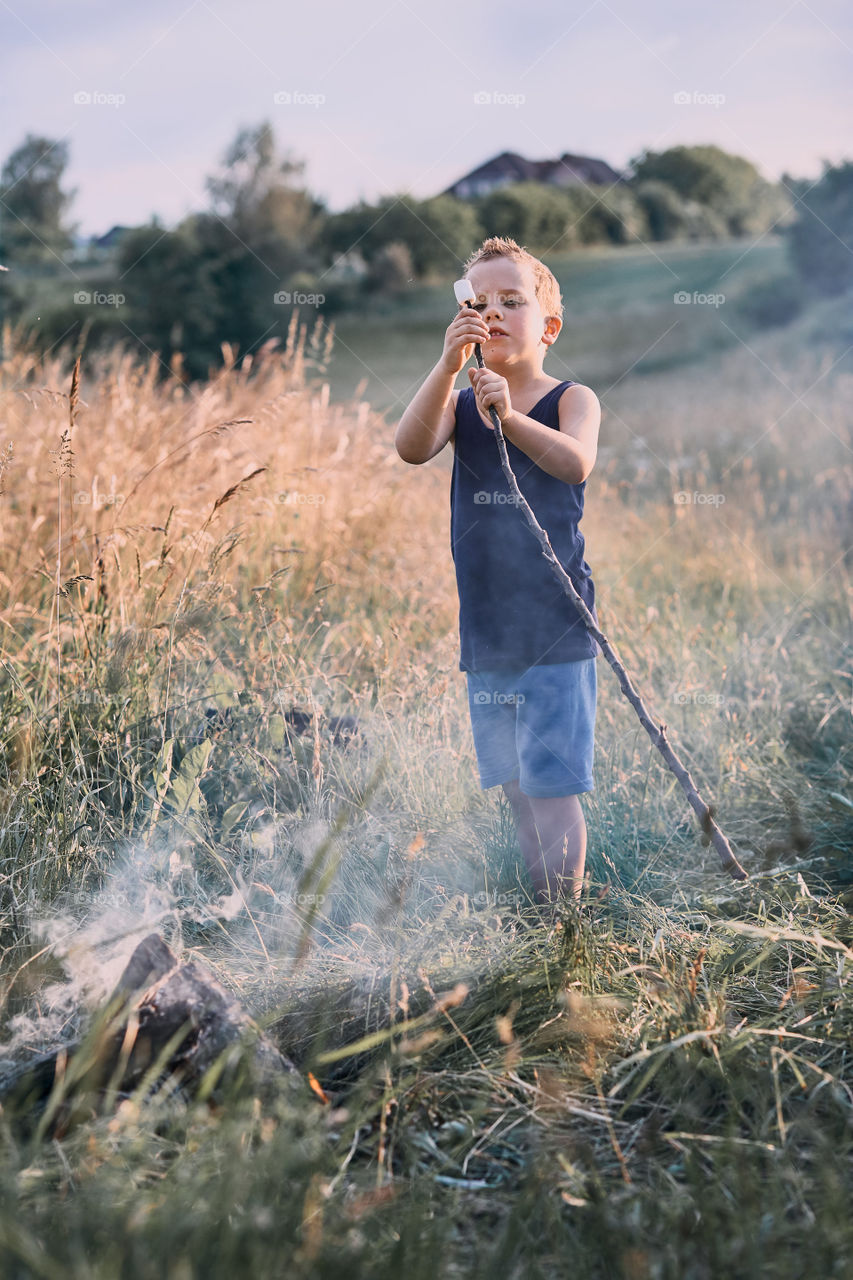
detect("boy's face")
[464,258,561,368]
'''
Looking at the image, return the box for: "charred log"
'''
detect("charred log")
[0,935,306,1137]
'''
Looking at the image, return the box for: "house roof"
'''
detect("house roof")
[444,150,624,196]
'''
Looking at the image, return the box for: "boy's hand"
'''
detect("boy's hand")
[440,306,490,375]
[468,367,511,427]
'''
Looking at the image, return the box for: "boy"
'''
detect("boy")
[394,237,601,907]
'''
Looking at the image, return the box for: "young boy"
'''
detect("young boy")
[394,237,601,907]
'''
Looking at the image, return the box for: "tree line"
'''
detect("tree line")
[0,123,850,381]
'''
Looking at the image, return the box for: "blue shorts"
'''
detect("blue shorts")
[465,658,597,798]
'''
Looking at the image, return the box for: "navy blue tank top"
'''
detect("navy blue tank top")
[450,380,598,672]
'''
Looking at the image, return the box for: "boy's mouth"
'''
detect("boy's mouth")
[487,328,508,338]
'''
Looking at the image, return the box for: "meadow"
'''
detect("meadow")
[0,239,851,1278]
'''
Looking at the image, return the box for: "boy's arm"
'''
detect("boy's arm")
[395,306,489,464]
[394,364,459,464]
[502,384,601,485]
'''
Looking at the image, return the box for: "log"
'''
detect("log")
[0,935,306,1136]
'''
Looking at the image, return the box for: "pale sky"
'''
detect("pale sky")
[1,0,851,238]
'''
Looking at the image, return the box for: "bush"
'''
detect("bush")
[472,182,579,251]
[787,160,853,296]
[629,144,790,237]
[734,272,804,329]
[364,241,415,295]
[634,180,693,241]
[578,184,649,246]
[321,195,481,279]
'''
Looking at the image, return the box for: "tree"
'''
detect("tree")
[787,160,853,296]
[198,122,326,361]
[633,180,691,242]
[629,145,790,236]
[578,184,649,246]
[116,220,225,377]
[0,134,77,264]
[321,193,481,278]
[205,121,322,253]
[473,183,575,252]
[364,241,414,295]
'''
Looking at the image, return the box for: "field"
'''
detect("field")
[0,239,852,1278]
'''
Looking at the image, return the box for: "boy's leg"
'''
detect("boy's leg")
[501,778,538,882]
[503,780,586,904]
[526,793,587,903]
[512,658,596,904]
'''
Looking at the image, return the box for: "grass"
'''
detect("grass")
[0,267,851,1278]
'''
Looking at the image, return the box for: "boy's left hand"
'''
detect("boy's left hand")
[468,367,511,428]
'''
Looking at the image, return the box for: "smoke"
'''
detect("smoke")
[0,798,514,1072]
[0,834,254,1064]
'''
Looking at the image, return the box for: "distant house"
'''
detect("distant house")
[90,225,135,251]
[63,225,137,264]
[444,151,624,199]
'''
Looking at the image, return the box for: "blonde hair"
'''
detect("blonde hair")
[462,236,564,322]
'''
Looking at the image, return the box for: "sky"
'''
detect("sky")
[1,0,851,238]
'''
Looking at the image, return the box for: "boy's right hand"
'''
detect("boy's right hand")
[440,306,491,375]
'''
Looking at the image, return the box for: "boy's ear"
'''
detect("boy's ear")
[542,316,562,347]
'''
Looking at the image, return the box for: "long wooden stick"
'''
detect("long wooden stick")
[467,324,748,882]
